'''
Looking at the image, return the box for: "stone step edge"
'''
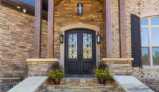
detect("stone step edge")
[47,85,116,89]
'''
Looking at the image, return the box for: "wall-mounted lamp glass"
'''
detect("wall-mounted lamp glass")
[97,33,101,44]
[17,6,21,11]
[22,9,27,13]
[60,33,64,44]
[77,2,83,16]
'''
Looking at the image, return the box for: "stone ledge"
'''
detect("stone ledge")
[0,77,20,80]
[26,58,58,65]
[102,58,134,61]
[102,58,134,64]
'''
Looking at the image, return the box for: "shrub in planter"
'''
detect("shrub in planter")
[48,70,64,85]
[96,68,113,84]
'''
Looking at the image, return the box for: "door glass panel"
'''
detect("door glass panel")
[68,33,77,59]
[83,33,92,59]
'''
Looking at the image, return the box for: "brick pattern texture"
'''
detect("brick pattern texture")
[0,0,159,79]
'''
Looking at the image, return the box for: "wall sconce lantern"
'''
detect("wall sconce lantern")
[16,6,21,11]
[77,1,83,16]
[60,33,64,44]
[97,33,101,44]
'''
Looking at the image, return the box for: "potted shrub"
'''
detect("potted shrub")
[96,68,113,84]
[48,69,64,85]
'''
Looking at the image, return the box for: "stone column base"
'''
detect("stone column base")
[26,58,58,76]
[102,58,134,75]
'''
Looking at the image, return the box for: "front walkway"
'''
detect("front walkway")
[114,75,154,92]
[8,76,47,92]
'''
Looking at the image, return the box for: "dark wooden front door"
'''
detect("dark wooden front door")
[65,29,96,75]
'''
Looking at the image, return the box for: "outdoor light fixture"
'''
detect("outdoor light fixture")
[16,6,21,11]
[22,9,27,13]
[77,1,83,16]
[60,33,64,44]
[97,33,101,44]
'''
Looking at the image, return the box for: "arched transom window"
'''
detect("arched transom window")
[141,16,159,66]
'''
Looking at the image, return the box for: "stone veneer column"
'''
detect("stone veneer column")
[119,0,127,57]
[47,0,54,58]
[34,0,42,58]
[105,0,113,57]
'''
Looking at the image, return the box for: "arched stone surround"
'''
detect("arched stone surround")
[59,23,100,72]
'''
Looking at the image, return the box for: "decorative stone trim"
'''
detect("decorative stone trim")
[60,23,100,32]
[27,58,58,76]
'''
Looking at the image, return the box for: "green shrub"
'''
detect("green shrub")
[96,68,113,80]
[48,70,64,80]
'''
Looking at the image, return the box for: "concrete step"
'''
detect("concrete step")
[43,78,124,92]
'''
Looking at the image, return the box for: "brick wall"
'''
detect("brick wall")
[0,5,34,77]
[1,0,159,78]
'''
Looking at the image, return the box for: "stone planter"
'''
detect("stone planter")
[26,58,58,76]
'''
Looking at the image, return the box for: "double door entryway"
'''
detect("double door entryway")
[65,28,96,75]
